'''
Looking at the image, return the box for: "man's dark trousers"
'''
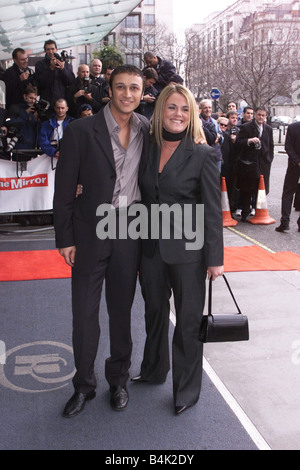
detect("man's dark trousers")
[71,215,141,394]
[280,161,300,227]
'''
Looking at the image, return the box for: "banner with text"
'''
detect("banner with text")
[0,154,55,213]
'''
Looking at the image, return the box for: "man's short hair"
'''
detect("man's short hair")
[226,110,238,118]
[12,48,26,59]
[105,65,115,73]
[55,98,68,106]
[199,99,212,108]
[144,51,156,61]
[109,65,144,90]
[44,39,57,51]
[255,107,267,114]
[143,67,158,81]
[24,85,38,95]
[243,106,253,114]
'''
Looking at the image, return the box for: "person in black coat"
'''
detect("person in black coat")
[131,84,223,415]
[143,52,176,93]
[2,48,35,109]
[35,40,75,109]
[53,65,149,418]
[66,64,101,118]
[275,121,300,232]
[236,107,274,221]
[136,67,158,120]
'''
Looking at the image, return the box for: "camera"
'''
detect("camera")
[230,127,237,135]
[4,120,23,152]
[54,50,69,63]
[82,77,92,93]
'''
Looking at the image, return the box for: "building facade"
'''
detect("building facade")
[186,0,300,117]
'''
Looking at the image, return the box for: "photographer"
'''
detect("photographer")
[98,65,114,107]
[38,98,73,159]
[136,67,158,119]
[2,48,35,109]
[220,111,240,212]
[0,107,8,160]
[3,85,44,161]
[66,64,101,118]
[35,40,75,109]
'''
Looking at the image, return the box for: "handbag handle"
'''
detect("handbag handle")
[208,274,242,316]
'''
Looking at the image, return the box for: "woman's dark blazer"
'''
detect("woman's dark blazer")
[141,136,224,267]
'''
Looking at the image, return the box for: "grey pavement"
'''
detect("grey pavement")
[200,228,300,451]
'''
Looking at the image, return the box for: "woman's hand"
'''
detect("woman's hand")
[207,266,224,281]
[76,184,83,198]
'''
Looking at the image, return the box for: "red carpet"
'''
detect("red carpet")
[0,245,300,282]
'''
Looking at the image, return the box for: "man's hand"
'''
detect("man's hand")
[19,70,30,81]
[58,246,76,267]
[207,266,224,281]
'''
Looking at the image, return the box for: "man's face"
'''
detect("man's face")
[243,108,253,122]
[104,69,113,83]
[81,109,93,118]
[90,60,102,77]
[228,114,238,127]
[145,56,158,68]
[78,65,90,80]
[201,102,212,119]
[54,101,68,120]
[110,73,143,117]
[255,110,267,125]
[24,93,37,106]
[15,52,28,70]
[145,77,156,88]
[227,102,237,111]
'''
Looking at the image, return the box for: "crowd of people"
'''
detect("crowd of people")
[2,42,297,228]
[1,40,299,419]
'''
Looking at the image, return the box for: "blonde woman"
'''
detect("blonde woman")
[132,85,224,415]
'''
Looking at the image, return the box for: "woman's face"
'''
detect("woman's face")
[162,92,189,134]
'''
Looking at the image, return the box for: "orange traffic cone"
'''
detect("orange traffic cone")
[249,175,276,225]
[221,177,238,227]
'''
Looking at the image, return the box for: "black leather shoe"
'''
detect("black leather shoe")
[62,390,96,418]
[275,224,290,232]
[175,402,197,415]
[110,385,128,411]
[131,375,148,383]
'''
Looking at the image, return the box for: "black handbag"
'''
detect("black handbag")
[200,275,249,343]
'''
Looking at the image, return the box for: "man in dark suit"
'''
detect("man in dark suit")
[2,48,35,109]
[275,121,300,232]
[236,107,274,221]
[53,65,149,417]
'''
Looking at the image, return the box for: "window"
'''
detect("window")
[121,14,140,28]
[78,52,91,64]
[126,54,142,68]
[144,14,155,25]
[144,33,155,46]
[121,34,141,49]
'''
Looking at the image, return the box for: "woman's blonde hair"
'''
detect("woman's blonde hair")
[149,84,206,147]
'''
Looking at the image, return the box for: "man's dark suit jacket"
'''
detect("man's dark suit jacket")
[53,107,149,274]
[236,119,273,163]
[141,137,224,267]
[285,121,300,164]
[236,119,274,192]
